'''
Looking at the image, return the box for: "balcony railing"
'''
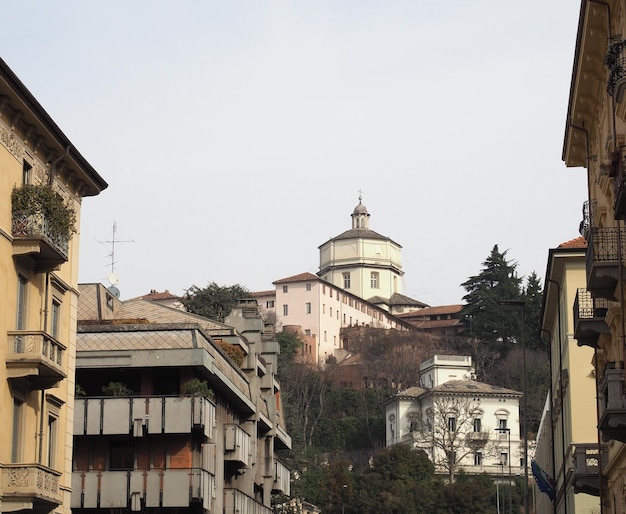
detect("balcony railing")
[573,289,611,348]
[224,488,272,514]
[12,212,69,271]
[606,38,626,99]
[74,395,216,439]
[224,423,252,467]
[585,227,626,300]
[6,331,66,388]
[273,459,290,495]
[72,468,214,510]
[566,443,604,496]
[1,463,62,508]
[599,362,626,442]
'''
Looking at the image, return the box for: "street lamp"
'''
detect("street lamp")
[499,299,528,514]
[496,427,512,514]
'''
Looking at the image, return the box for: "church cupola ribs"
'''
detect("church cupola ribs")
[351,197,370,230]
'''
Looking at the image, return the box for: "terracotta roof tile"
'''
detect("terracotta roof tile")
[273,272,319,284]
[558,236,587,249]
[133,289,181,301]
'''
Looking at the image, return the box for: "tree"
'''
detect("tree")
[181,282,249,322]
[522,272,545,352]
[411,395,496,482]
[460,245,523,355]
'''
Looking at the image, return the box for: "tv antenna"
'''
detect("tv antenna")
[98,221,134,291]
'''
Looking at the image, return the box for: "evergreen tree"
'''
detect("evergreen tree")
[181,282,249,322]
[460,245,523,354]
[522,271,545,352]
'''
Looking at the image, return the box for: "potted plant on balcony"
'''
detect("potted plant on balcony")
[102,381,133,397]
[11,184,77,243]
[182,378,215,400]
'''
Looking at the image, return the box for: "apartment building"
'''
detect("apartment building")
[262,272,415,365]
[536,237,601,513]
[563,2,626,512]
[71,284,291,514]
[384,355,522,480]
[0,58,107,514]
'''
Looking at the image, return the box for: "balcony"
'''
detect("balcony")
[606,38,626,101]
[566,443,604,496]
[6,331,66,389]
[465,431,490,449]
[224,488,272,514]
[12,212,69,272]
[273,459,290,495]
[585,227,626,300]
[224,423,252,468]
[1,463,62,509]
[598,362,626,442]
[74,395,216,439]
[573,289,610,348]
[72,468,214,510]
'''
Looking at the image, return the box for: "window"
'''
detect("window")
[474,452,483,466]
[282,285,288,293]
[322,304,326,314]
[343,273,351,289]
[473,418,482,432]
[266,300,274,308]
[329,307,333,316]
[51,300,60,339]
[306,302,311,314]
[12,397,25,462]
[447,417,456,432]
[306,283,312,291]
[499,419,507,430]
[305,329,311,336]
[110,442,135,470]
[500,453,508,466]
[16,275,27,330]
[47,415,58,467]
[22,160,31,185]
[283,305,288,316]
[324,331,327,342]
[410,421,419,432]
[370,272,379,289]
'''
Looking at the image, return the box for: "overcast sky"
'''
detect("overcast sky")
[1,1,587,305]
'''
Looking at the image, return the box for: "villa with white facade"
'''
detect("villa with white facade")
[384,355,523,480]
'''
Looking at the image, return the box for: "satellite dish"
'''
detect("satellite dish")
[108,273,119,285]
[108,286,120,299]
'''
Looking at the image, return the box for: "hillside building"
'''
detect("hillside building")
[0,58,107,514]
[384,355,523,480]
[563,2,626,512]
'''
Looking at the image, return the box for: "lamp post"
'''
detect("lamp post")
[496,427,512,514]
[499,299,528,514]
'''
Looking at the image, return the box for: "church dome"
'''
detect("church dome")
[353,201,369,215]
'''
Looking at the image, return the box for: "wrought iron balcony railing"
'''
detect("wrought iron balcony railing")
[585,227,626,300]
[579,200,596,238]
[606,37,626,98]
[12,212,69,270]
[6,331,66,388]
[598,362,626,442]
[573,289,610,348]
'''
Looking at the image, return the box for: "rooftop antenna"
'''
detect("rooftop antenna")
[98,221,134,297]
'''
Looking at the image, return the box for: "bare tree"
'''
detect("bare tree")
[411,395,497,482]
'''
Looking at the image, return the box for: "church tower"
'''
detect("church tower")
[317,196,404,305]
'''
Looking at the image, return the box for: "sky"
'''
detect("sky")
[1,1,587,306]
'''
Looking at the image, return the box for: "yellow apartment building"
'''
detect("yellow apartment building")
[0,58,107,514]
[537,238,601,514]
[563,1,626,512]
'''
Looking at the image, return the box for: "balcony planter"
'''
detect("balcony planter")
[11,184,77,269]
